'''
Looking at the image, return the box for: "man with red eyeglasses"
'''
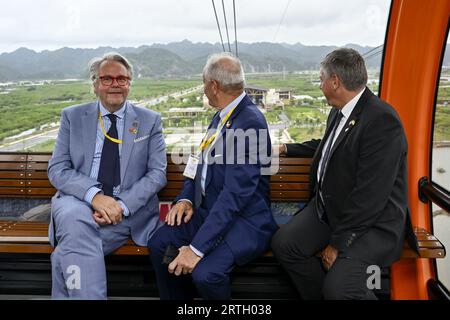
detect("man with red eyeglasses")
[47,52,167,299]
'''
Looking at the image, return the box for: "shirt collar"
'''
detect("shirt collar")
[98,101,127,120]
[340,87,365,119]
[219,91,246,119]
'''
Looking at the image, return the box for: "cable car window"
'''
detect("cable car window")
[0,0,391,153]
[0,0,391,223]
[431,31,450,290]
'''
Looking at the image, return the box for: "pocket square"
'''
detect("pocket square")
[134,135,150,143]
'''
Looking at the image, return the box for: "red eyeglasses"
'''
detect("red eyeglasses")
[98,75,131,86]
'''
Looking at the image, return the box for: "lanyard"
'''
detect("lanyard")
[199,105,237,151]
[98,112,123,144]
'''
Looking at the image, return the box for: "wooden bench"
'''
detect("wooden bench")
[0,151,445,259]
[0,151,446,299]
[0,152,312,255]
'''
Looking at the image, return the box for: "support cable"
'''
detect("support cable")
[222,0,232,52]
[212,0,226,52]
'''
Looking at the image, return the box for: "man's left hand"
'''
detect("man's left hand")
[319,245,338,270]
[93,211,123,226]
[168,246,201,276]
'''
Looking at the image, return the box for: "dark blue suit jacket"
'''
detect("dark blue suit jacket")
[177,94,277,265]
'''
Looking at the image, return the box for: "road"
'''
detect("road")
[135,85,203,108]
[0,128,59,151]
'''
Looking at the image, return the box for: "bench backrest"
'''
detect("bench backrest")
[0,152,312,202]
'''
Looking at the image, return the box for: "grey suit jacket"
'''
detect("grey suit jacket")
[48,101,167,246]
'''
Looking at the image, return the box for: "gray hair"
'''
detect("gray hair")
[89,52,133,82]
[320,48,367,91]
[203,52,245,92]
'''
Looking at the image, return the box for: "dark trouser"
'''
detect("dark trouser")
[271,199,377,300]
[148,207,235,300]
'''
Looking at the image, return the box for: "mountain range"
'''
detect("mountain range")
[0,40,448,81]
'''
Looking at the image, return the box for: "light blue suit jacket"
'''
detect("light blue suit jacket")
[48,101,167,246]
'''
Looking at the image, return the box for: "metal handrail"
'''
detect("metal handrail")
[419,177,450,213]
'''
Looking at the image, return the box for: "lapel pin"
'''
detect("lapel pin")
[129,128,137,134]
[226,120,232,128]
[345,119,356,132]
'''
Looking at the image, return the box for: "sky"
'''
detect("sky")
[0,0,392,54]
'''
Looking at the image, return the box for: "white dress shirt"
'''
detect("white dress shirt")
[316,88,365,183]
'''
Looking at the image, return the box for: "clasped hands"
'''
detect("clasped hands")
[91,193,123,226]
[165,200,201,275]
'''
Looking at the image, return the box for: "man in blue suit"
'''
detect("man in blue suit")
[48,52,167,299]
[148,53,277,300]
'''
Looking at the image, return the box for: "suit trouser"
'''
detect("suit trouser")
[271,198,377,300]
[50,195,131,299]
[148,207,235,300]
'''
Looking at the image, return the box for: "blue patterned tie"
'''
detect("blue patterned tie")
[97,114,121,197]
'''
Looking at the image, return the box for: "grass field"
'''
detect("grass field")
[0,78,201,142]
[1,73,449,152]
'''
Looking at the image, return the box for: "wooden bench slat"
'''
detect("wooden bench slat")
[26,155,52,162]
[25,188,57,196]
[0,180,28,187]
[0,230,48,237]
[167,164,311,174]
[0,188,26,195]
[270,190,310,200]
[113,246,149,255]
[0,221,445,259]
[0,171,27,179]
[24,180,54,187]
[0,236,49,243]
[277,157,313,165]
[270,183,310,190]
[0,163,27,170]
[0,154,28,162]
[25,171,50,179]
[158,189,182,198]
[167,164,186,173]
[25,163,48,170]
[273,166,310,174]
[164,181,184,189]
[0,243,53,254]
[166,173,186,181]
[270,175,309,182]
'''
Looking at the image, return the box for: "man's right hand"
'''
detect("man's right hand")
[275,144,287,155]
[165,200,194,226]
[91,193,123,225]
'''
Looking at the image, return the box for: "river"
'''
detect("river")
[431,146,450,289]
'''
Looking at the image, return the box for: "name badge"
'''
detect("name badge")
[183,154,200,180]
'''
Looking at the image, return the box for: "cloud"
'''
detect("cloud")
[0,0,391,53]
